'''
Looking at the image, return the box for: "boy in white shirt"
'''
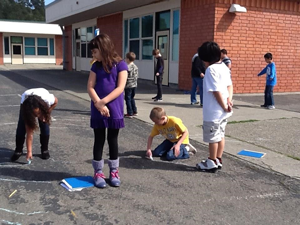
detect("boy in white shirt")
[196,42,233,172]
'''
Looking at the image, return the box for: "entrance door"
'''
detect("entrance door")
[11,44,23,64]
[156,31,169,86]
[75,41,81,71]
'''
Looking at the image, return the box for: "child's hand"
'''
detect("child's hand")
[26,151,32,161]
[100,106,110,117]
[94,100,105,111]
[171,144,180,157]
[156,73,160,76]
[146,149,152,157]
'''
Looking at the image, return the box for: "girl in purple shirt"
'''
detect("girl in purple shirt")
[87,34,128,188]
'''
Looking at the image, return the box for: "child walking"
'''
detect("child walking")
[146,107,196,161]
[11,88,58,162]
[258,53,277,110]
[124,52,138,118]
[87,34,128,188]
[196,42,233,172]
[152,49,164,102]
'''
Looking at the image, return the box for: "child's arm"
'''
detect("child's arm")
[171,129,189,157]
[268,64,276,80]
[49,97,58,113]
[213,91,230,112]
[25,126,33,161]
[258,66,267,76]
[101,70,128,104]
[146,135,154,157]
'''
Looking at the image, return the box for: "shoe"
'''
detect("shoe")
[191,101,199,105]
[108,159,121,187]
[196,158,218,173]
[11,151,23,162]
[152,96,158,100]
[200,103,203,107]
[186,143,197,155]
[260,105,267,108]
[124,114,133,118]
[154,98,163,102]
[267,105,275,110]
[133,112,138,116]
[92,160,107,188]
[216,158,222,169]
[40,135,50,160]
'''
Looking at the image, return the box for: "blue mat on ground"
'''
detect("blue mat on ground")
[237,150,266,158]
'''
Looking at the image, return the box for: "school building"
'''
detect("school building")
[0,20,63,65]
[45,0,300,93]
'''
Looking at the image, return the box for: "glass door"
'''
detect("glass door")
[156,31,169,86]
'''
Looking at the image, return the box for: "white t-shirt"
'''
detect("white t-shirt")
[203,62,233,122]
[21,88,55,107]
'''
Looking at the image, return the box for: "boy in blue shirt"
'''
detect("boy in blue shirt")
[258,53,277,110]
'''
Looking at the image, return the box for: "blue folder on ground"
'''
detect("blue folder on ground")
[60,176,94,191]
[237,150,266,158]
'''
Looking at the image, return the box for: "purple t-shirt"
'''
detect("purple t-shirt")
[90,60,128,129]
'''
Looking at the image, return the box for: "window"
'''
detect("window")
[125,14,154,61]
[172,10,180,61]
[142,15,153,38]
[129,40,140,60]
[73,26,96,58]
[130,18,139,39]
[25,37,35,55]
[4,37,9,54]
[142,40,153,60]
[157,11,170,31]
[124,20,128,57]
[11,36,22,44]
[50,38,54,55]
[87,27,93,58]
[37,38,48,55]
[75,28,80,40]
[81,27,87,57]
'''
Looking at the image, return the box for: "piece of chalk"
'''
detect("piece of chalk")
[71,210,77,218]
[9,190,17,198]
[27,160,31,165]
[145,156,153,161]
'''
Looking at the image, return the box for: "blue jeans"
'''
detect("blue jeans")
[264,85,274,106]
[125,88,137,115]
[190,77,203,104]
[16,107,50,138]
[152,139,190,161]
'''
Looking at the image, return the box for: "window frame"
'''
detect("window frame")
[171,8,180,62]
[37,38,49,56]
[24,37,36,56]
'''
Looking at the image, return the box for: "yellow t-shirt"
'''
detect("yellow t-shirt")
[150,116,189,144]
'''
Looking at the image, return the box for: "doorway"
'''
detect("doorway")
[11,44,23,65]
[155,31,169,86]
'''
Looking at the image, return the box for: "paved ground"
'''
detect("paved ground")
[0,65,300,224]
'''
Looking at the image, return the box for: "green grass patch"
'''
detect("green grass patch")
[287,155,300,161]
[228,119,259,124]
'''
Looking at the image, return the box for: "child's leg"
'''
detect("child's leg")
[93,128,106,160]
[264,85,268,106]
[11,108,26,161]
[166,144,190,161]
[39,119,50,159]
[131,88,137,114]
[269,86,274,106]
[209,142,218,159]
[124,88,133,115]
[107,128,120,187]
[153,139,173,157]
[217,138,225,159]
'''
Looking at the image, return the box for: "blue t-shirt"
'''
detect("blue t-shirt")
[258,62,277,86]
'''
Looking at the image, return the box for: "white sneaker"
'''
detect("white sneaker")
[215,158,222,169]
[186,143,197,155]
[196,159,218,172]
[267,105,275,110]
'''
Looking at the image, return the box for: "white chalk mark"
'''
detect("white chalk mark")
[0,123,17,126]
[0,94,19,97]
[0,105,19,108]
[202,191,286,203]
[1,220,22,225]
[0,178,52,184]
[0,208,47,216]
[18,94,21,98]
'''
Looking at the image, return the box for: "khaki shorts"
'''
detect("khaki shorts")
[202,119,228,143]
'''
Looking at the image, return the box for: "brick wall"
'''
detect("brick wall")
[214,0,300,93]
[179,0,216,90]
[55,35,63,65]
[97,13,123,57]
[64,25,73,71]
[0,33,3,65]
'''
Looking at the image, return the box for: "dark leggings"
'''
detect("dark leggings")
[93,128,119,161]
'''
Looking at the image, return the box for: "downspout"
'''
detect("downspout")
[60,25,66,70]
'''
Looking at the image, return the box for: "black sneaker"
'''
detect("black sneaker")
[152,96,158,100]
[154,98,163,102]
[260,105,267,108]
[11,151,23,162]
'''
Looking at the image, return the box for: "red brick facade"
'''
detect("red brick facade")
[55,35,63,65]
[0,33,3,65]
[64,25,73,71]
[97,13,123,57]
[179,0,300,93]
